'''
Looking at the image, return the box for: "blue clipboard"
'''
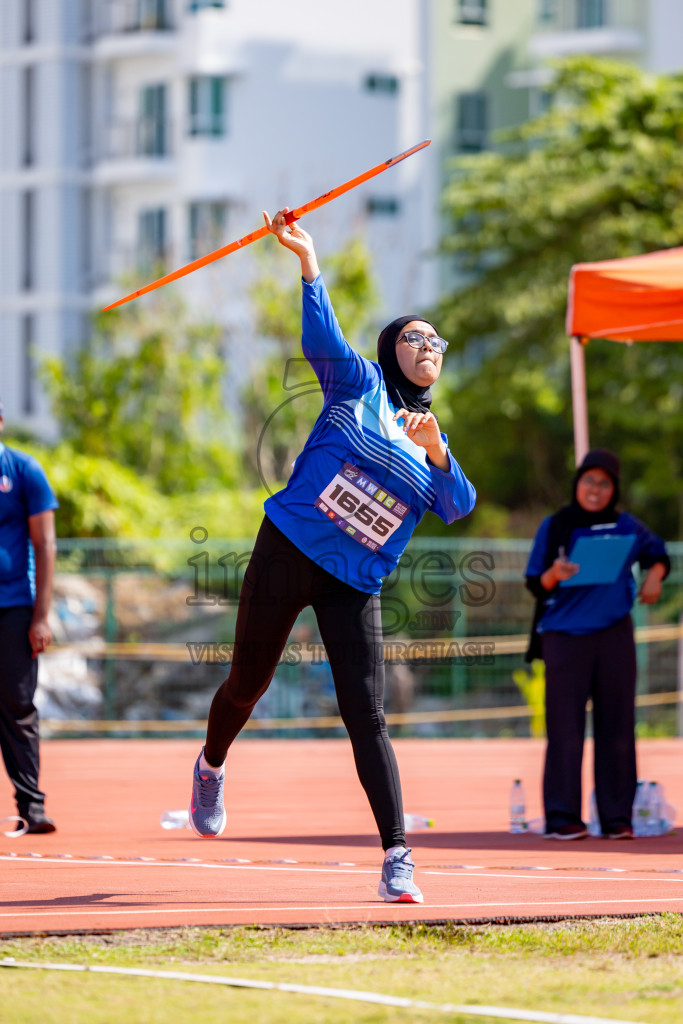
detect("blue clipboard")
[559,533,637,587]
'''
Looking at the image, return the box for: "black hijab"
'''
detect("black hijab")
[548,448,621,557]
[376,314,439,414]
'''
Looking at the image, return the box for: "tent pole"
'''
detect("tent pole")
[570,335,590,466]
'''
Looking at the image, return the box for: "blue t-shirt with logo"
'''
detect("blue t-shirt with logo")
[264,275,476,593]
[0,442,59,607]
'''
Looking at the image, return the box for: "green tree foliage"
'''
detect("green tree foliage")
[436,57,683,538]
[243,238,379,489]
[42,287,238,495]
[16,440,268,540]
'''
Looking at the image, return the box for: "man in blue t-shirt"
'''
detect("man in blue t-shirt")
[0,401,59,833]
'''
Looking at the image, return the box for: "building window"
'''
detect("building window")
[22,191,35,290]
[365,197,400,216]
[189,0,225,10]
[137,84,168,156]
[456,0,487,26]
[137,0,171,30]
[81,63,93,166]
[364,74,399,95]
[530,87,554,118]
[577,0,605,28]
[23,67,35,166]
[81,0,95,42]
[24,0,36,43]
[456,92,488,151]
[81,188,93,289]
[188,77,227,136]
[138,208,167,268]
[100,0,173,34]
[188,202,227,259]
[22,316,35,415]
[537,0,557,23]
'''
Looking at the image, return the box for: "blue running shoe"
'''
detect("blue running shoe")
[378,847,423,903]
[188,748,227,837]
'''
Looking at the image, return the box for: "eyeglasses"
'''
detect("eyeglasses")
[580,475,613,490]
[397,331,449,355]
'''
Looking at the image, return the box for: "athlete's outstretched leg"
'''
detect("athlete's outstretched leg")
[204,518,306,766]
[190,519,306,836]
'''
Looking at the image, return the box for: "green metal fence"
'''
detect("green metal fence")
[44,536,683,738]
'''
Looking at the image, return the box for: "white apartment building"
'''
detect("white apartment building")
[0,0,430,435]
[3,0,682,438]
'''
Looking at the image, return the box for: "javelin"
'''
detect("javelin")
[102,139,431,311]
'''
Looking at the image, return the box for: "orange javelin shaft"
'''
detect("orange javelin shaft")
[102,139,430,311]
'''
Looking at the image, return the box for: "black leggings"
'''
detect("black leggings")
[205,516,405,849]
[542,614,637,833]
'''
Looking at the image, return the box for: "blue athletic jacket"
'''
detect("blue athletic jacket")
[264,275,476,593]
[525,512,669,635]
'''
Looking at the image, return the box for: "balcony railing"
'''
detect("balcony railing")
[187,111,226,137]
[91,0,175,38]
[97,118,174,161]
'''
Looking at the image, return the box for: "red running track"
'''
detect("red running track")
[2,739,683,934]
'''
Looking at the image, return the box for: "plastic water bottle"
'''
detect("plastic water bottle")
[647,782,662,837]
[160,809,190,830]
[509,779,526,833]
[660,800,676,835]
[587,790,601,836]
[404,813,434,831]
[632,781,649,836]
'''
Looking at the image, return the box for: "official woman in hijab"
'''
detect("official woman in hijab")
[525,450,670,840]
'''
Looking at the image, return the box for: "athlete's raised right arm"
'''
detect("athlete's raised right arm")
[263,208,375,400]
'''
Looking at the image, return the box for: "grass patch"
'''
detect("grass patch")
[2,916,683,1023]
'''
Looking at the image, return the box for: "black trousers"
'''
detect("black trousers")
[0,606,46,815]
[205,516,405,850]
[542,614,637,833]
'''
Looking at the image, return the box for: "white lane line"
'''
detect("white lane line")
[0,960,651,1024]
[425,871,683,884]
[0,856,375,875]
[3,857,683,886]
[0,960,650,1024]
[3,895,683,920]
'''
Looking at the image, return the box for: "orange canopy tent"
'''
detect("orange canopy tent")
[565,246,683,464]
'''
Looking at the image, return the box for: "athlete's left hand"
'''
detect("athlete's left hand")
[393,409,441,448]
[393,409,450,470]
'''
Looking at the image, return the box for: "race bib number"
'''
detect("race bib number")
[315,462,410,552]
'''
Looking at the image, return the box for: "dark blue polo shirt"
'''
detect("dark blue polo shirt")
[0,442,58,608]
[526,511,668,635]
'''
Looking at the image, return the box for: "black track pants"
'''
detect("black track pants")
[542,614,637,833]
[0,605,45,815]
[205,516,405,849]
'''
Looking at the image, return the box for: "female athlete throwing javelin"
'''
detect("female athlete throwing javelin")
[188,209,476,903]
